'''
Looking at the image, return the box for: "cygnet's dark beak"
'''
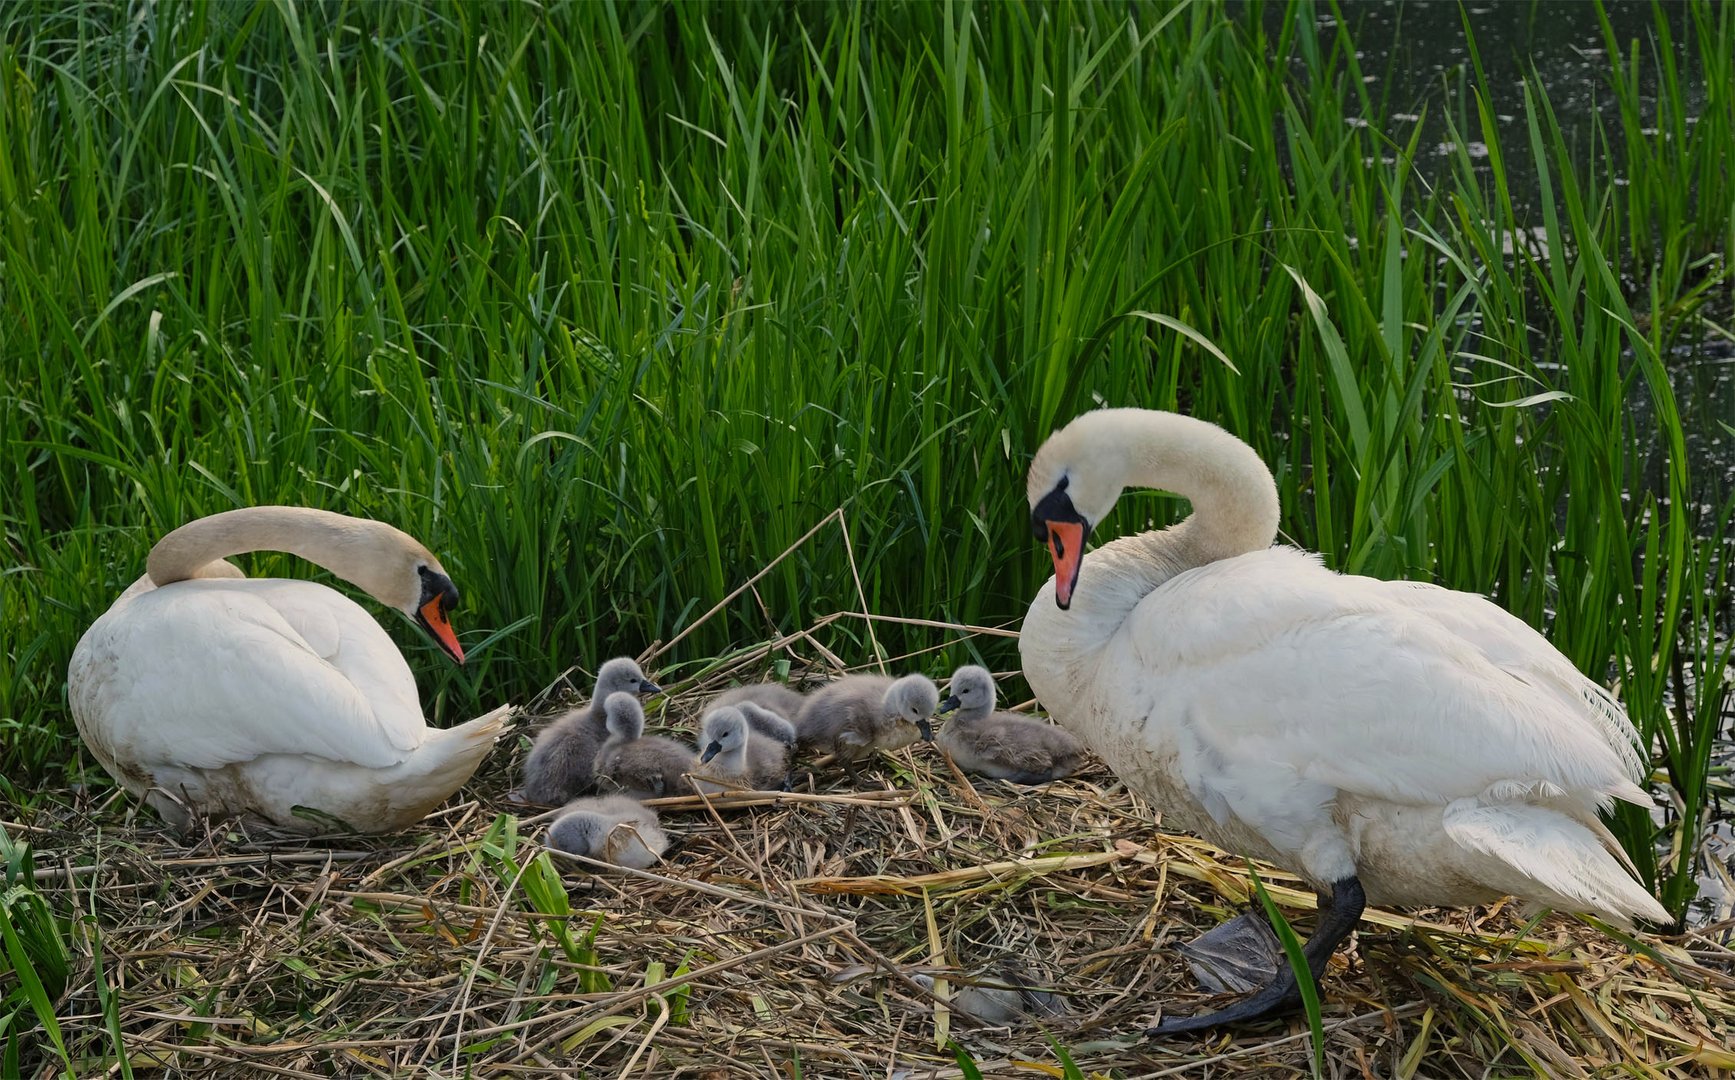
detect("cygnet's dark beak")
[700,742,721,763]
[938,695,961,714]
[917,718,934,742]
[639,679,664,697]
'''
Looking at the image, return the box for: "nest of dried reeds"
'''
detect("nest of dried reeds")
[12,624,1732,1079]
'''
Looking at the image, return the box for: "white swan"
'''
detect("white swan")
[1020,408,1669,1032]
[68,506,511,835]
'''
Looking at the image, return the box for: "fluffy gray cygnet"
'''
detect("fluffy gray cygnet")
[794,673,938,764]
[545,795,668,869]
[519,657,662,804]
[693,705,790,792]
[911,966,1070,1026]
[934,665,1083,784]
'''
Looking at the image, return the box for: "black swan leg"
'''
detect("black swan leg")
[1147,876,1365,1036]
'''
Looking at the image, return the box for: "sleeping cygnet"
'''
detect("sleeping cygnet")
[711,681,807,723]
[935,665,1084,784]
[519,657,663,804]
[545,795,668,870]
[692,706,790,792]
[911,965,1070,1026]
[795,673,938,765]
[592,692,700,799]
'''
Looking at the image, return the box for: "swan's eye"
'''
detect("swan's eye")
[417,565,459,612]
[1031,480,1083,546]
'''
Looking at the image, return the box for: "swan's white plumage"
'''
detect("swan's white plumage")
[77,579,427,771]
[69,510,508,835]
[1020,409,1668,926]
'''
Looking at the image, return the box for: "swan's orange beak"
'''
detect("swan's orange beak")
[1045,520,1085,609]
[419,596,466,664]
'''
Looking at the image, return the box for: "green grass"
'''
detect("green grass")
[0,826,74,1076]
[1,0,1730,934]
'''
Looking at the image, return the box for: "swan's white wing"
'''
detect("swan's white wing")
[1385,580,1646,778]
[1117,549,1647,820]
[74,578,426,772]
[238,578,427,737]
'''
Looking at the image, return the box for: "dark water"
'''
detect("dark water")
[1327,2,1734,927]
[1336,1,1734,489]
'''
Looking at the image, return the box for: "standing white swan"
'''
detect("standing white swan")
[68,506,511,835]
[1020,408,1669,1033]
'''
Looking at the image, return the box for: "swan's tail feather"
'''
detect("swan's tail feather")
[397,704,512,791]
[366,704,512,832]
[1443,799,1671,928]
[1577,807,1642,879]
[1607,778,1655,808]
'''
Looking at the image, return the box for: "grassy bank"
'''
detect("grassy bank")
[2,0,1731,928]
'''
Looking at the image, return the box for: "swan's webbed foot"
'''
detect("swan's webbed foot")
[1177,910,1282,993]
[1147,964,1309,1034]
[1146,876,1364,1037]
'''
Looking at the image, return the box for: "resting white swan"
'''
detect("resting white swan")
[68,506,511,835]
[1020,408,1669,1033]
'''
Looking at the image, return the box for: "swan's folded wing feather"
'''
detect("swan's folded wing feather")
[1442,800,1671,925]
[1385,580,1646,777]
[84,581,425,771]
[241,578,426,743]
[1119,552,1645,811]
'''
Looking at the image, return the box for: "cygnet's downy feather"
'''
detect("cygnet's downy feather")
[734,700,798,747]
[519,657,662,804]
[592,692,699,799]
[710,681,807,724]
[795,674,938,764]
[936,665,1085,784]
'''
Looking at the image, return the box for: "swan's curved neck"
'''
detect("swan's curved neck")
[146,507,403,599]
[1106,411,1280,564]
[1021,412,1283,682]
[604,715,642,746]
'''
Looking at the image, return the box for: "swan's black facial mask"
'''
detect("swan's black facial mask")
[1031,479,1090,610]
[416,566,465,664]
